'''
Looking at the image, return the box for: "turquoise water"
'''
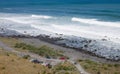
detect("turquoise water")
[1,1,120,60]
[0,1,120,39]
[0,2,120,21]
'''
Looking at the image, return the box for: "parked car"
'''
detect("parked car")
[59,57,66,60]
[30,59,43,64]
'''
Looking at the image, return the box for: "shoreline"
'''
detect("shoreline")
[1,35,120,63]
[35,34,120,61]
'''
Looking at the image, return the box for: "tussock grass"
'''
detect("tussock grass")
[52,62,79,74]
[0,49,52,74]
[79,59,120,74]
[0,37,79,74]
[14,43,64,58]
[0,37,64,58]
[0,49,79,74]
[0,37,20,47]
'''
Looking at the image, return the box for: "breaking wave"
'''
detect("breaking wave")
[31,15,53,19]
[72,17,120,28]
[0,13,120,42]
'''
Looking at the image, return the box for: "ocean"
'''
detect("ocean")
[0,1,120,41]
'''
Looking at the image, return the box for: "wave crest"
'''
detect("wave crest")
[72,17,120,28]
[31,15,53,19]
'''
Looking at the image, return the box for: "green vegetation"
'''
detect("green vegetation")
[0,48,79,74]
[55,63,75,71]
[22,55,30,59]
[79,59,120,74]
[52,62,79,74]
[14,43,64,58]
[0,37,66,58]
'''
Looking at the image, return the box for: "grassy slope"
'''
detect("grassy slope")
[0,49,79,74]
[0,37,79,74]
[14,43,63,57]
[0,37,20,47]
[0,37,25,52]
[0,37,64,57]
[79,59,120,74]
[0,49,51,74]
[1,37,120,74]
[53,62,79,74]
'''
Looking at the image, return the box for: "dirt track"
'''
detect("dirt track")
[0,40,90,74]
[20,38,120,64]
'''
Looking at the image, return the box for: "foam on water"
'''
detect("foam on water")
[31,15,53,19]
[0,13,120,43]
[0,13,120,60]
[72,17,120,28]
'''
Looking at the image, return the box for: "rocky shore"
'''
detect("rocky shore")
[35,34,120,61]
[0,28,120,61]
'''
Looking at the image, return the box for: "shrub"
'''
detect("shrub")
[22,55,30,59]
[33,65,36,68]
[6,53,10,56]
[55,63,75,71]
[14,43,63,58]
[11,59,14,62]
[107,64,113,67]
[1,67,5,70]
[114,72,119,74]
[78,59,83,62]
[114,64,119,68]
[103,66,108,70]
[97,71,101,74]
[83,64,89,69]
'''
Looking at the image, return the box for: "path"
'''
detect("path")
[0,40,89,74]
[21,38,120,64]
[69,60,90,74]
[0,41,62,65]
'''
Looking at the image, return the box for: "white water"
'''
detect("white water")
[0,13,120,42]
[0,13,120,60]
[31,15,53,19]
[72,17,120,28]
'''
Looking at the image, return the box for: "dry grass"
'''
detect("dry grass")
[0,37,64,58]
[0,49,79,74]
[0,37,27,52]
[0,49,52,74]
[79,59,120,74]
[0,37,79,74]
[0,37,20,46]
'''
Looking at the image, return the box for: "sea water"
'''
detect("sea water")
[0,1,120,42]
